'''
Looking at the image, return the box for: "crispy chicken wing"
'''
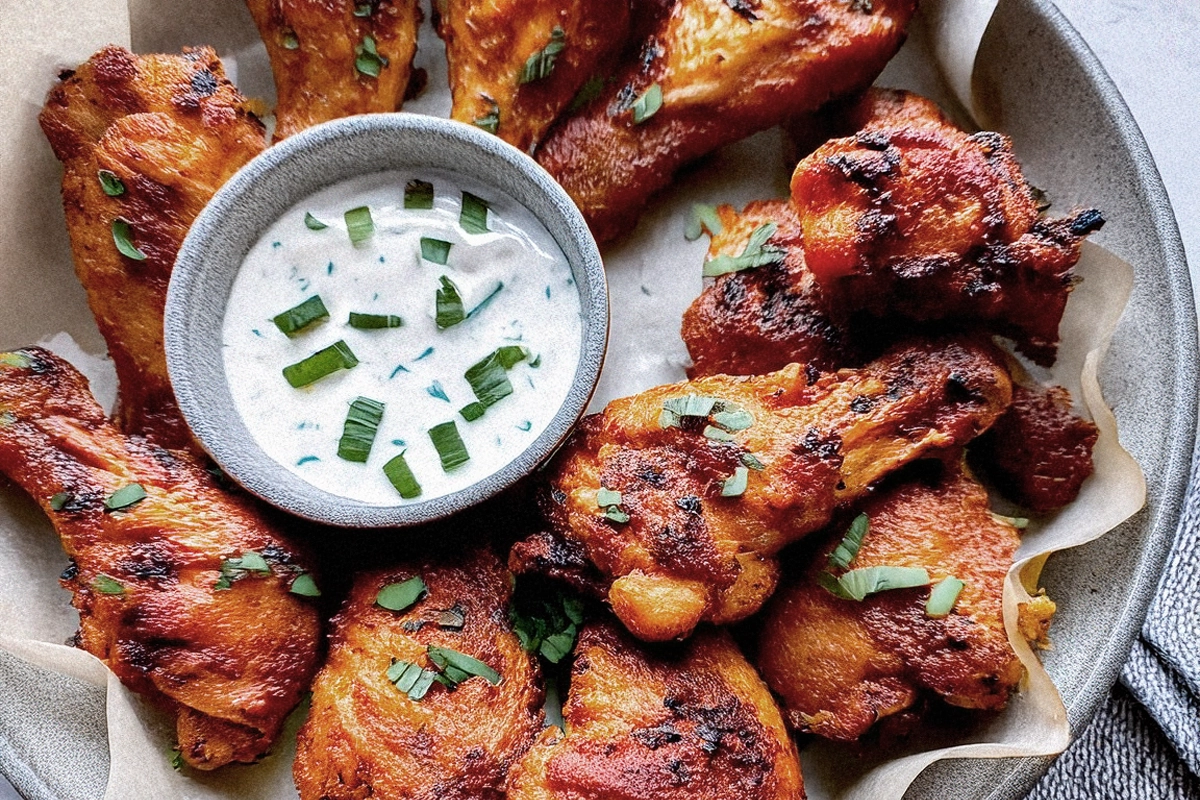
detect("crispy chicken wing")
[790,93,1105,365]
[39,46,266,451]
[513,337,1012,641]
[535,0,917,241]
[436,0,630,153]
[294,547,543,800]
[0,348,321,769]
[507,621,805,800]
[246,0,422,139]
[753,459,1054,741]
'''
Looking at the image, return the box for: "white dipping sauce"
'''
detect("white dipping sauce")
[222,169,583,505]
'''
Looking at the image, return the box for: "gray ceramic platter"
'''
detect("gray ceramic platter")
[0,0,1195,797]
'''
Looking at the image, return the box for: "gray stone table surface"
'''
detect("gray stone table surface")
[2,2,1198,799]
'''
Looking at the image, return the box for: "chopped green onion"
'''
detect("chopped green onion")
[519,26,566,84]
[436,275,466,329]
[818,566,931,602]
[383,451,422,499]
[93,574,126,596]
[273,295,329,336]
[215,551,272,590]
[354,35,389,78]
[427,646,501,686]
[376,575,427,611]
[459,402,487,422]
[105,483,147,512]
[420,237,452,265]
[290,573,321,597]
[460,192,490,234]
[405,179,434,209]
[98,169,125,197]
[473,100,500,134]
[509,580,585,664]
[344,205,375,245]
[112,218,147,261]
[348,312,403,329]
[926,576,965,617]
[529,354,543,368]
[685,204,723,241]
[740,452,765,470]
[596,488,622,507]
[387,659,438,700]
[604,506,630,524]
[659,395,751,434]
[353,1,374,17]
[496,345,530,368]
[702,425,735,441]
[464,351,514,407]
[169,748,184,771]
[568,75,605,113]
[282,340,359,388]
[712,407,753,431]
[337,396,385,463]
[429,421,470,471]
[828,513,869,571]
[702,221,786,277]
[281,30,300,49]
[631,83,662,124]
[721,466,749,497]
[49,492,70,511]
[304,212,328,230]
[990,512,1030,529]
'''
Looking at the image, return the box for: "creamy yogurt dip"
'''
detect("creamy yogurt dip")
[222,169,583,505]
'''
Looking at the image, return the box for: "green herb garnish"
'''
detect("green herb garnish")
[519,26,566,84]
[509,581,585,664]
[429,421,469,471]
[283,340,359,387]
[353,1,374,17]
[818,565,931,602]
[473,99,500,134]
[337,396,385,463]
[990,512,1030,530]
[604,506,630,523]
[92,574,126,596]
[427,645,501,687]
[421,237,452,265]
[741,452,765,470]
[596,488,622,507]
[702,221,785,276]
[685,203,723,241]
[659,395,753,435]
[464,351,514,408]
[281,30,300,50]
[48,492,70,511]
[631,83,662,124]
[436,275,465,329]
[169,748,184,771]
[828,513,869,570]
[405,179,434,209]
[98,169,125,197]
[289,573,321,597]
[376,575,427,611]
[104,483,147,512]
[459,402,487,422]
[348,312,403,329]
[925,576,965,617]
[568,75,605,113]
[383,451,423,499]
[215,551,272,591]
[497,345,530,368]
[460,192,490,234]
[112,218,147,261]
[721,466,749,497]
[354,35,389,78]
[304,212,328,230]
[273,295,329,336]
[344,205,375,245]
[387,659,439,700]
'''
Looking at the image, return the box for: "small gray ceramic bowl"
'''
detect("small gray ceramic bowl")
[165,114,607,528]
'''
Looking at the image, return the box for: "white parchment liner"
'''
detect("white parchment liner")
[0,0,1147,797]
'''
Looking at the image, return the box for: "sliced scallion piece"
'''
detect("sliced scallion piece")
[112,218,147,261]
[49,492,71,511]
[464,351,514,407]
[282,340,359,388]
[926,576,965,618]
[98,169,125,197]
[496,345,530,369]
[344,205,375,246]
[427,645,501,686]
[436,276,465,329]
[818,565,931,602]
[631,83,662,124]
[519,26,566,84]
[337,396,385,463]
[604,506,630,523]
[721,466,749,497]
[214,551,272,590]
[596,488,622,507]
[702,221,786,276]
[93,574,126,596]
[568,74,605,113]
[273,295,329,336]
[304,212,328,230]
[387,659,438,700]
[702,425,734,442]
[990,512,1030,530]
[740,452,766,471]
[429,421,469,471]
[353,1,374,17]
[383,451,423,499]
[376,575,427,611]
[289,573,321,597]
[405,179,434,209]
[420,237,452,265]
[459,402,487,422]
[473,100,500,134]
[460,192,490,234]
[348,312,403,329]
[828,513,869,571]
[354,34,389,78]
[685,203,723,241]
[105,483,147,512]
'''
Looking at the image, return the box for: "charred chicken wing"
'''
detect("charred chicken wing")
[535,0,917,241]
[514,337,1012,642]
[436,0,630,153]
[0,348,321,770]
[294,547,543,800]
[39,46,266,451]
[246,0,422,139]
[754,459,1054,741]
[506,620,805,800]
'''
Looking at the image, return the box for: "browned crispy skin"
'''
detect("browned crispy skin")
[294,547,544,800]
[790,96,1105,366]
[436,0,630,153]
[515,338,1012,641]
[681,199,854,378]
[507,621,805,800]
[0,348,321,770]
[972,384,1098,512]
[754,460,1049,741]
[246,0,422,139]
[39,46,266,451]
[535,0,917,242]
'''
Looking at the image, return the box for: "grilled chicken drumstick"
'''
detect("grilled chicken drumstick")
[0,348,322,770]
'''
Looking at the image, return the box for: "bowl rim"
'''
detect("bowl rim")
[165,113,609,528]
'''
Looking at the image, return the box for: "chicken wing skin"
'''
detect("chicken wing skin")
[507,621,805,800]
[246,0,422,139]
[535,0,917,241]
[514,337,1012,641]
[0,348,322,769]
[294,547,544,800]
[753,459,1054,741]
[790,95,1105,366]
[39,46,266,451]
[436,0,630,153]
